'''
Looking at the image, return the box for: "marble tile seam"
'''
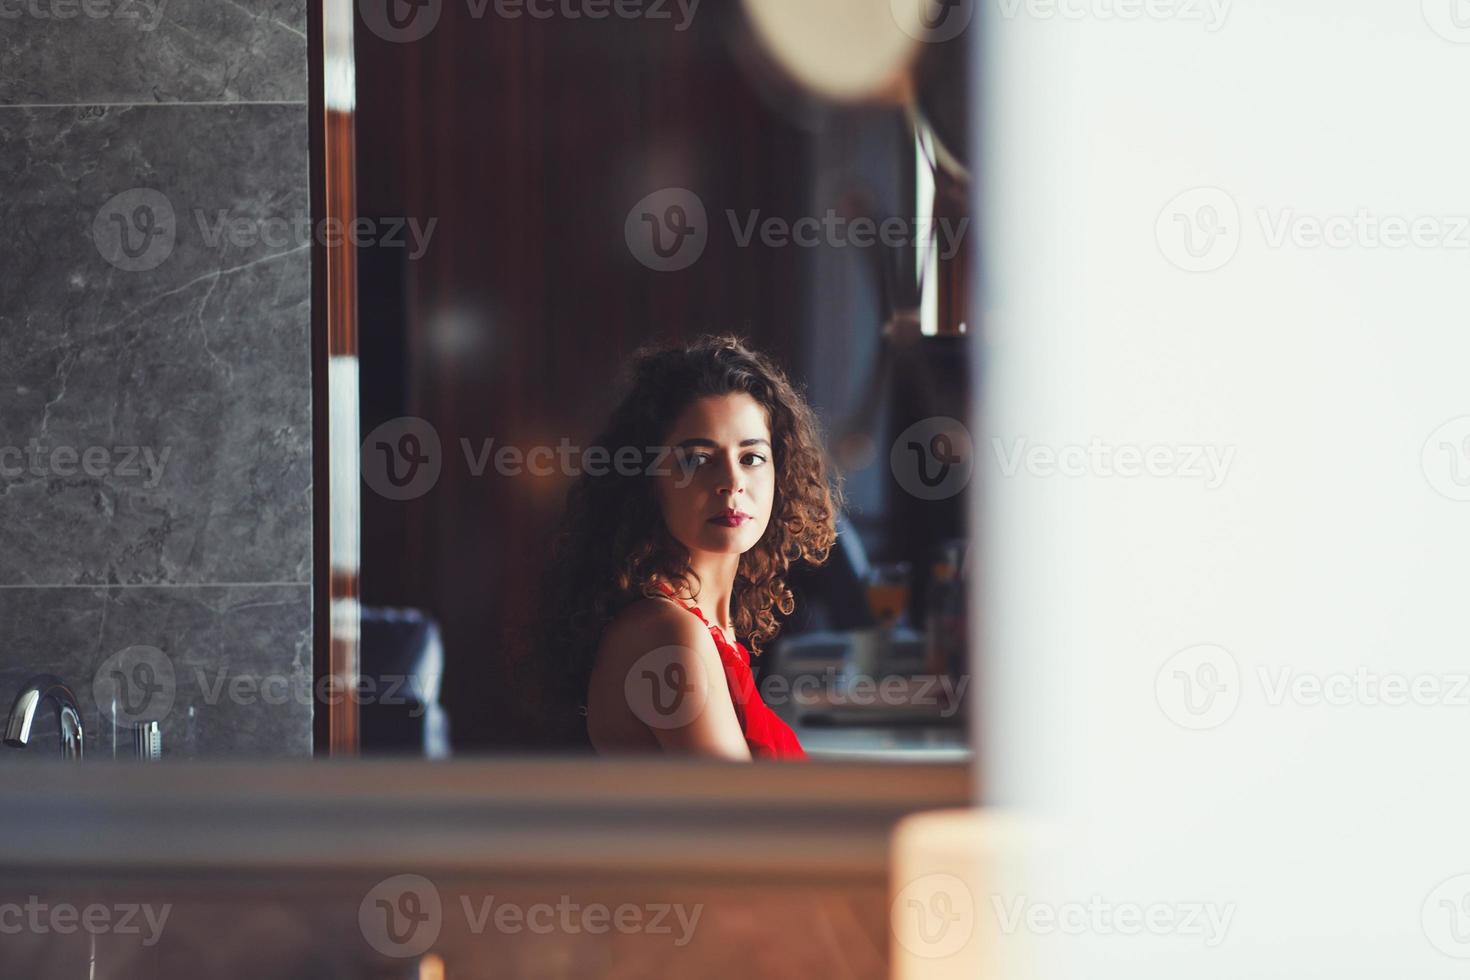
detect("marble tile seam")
[0,581,312,590]
[0,100,308,109]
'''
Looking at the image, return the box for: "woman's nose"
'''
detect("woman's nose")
[715,458,744,495]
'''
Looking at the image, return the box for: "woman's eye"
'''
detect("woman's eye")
[681,450,764,467]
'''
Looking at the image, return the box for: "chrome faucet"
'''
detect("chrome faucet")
[4,674,84,760]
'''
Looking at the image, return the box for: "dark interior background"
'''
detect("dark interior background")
[353,4,971,752]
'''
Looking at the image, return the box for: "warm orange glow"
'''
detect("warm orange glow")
[418,953,446,980]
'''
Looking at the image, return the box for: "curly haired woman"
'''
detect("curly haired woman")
[533,335,842,760]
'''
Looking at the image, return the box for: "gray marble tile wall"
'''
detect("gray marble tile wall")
[0,1,313,759]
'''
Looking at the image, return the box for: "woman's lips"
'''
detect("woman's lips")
[708,513,752,527]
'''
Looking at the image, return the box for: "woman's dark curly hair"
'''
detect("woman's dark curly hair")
[530,334,843,743]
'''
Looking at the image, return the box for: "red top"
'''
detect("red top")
[654,581,806,761]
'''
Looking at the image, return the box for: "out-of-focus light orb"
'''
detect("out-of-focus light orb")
[740,0,923,103]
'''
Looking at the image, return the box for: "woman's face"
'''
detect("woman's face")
[655,392,776,558]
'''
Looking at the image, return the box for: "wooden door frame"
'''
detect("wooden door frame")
[310,0,360,756]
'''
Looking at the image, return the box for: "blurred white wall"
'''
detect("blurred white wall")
[978,0,1470,975]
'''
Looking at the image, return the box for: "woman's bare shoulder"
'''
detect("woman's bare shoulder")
[586,592,750,760]
[597,594,714,665]
[585,594,719,733]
